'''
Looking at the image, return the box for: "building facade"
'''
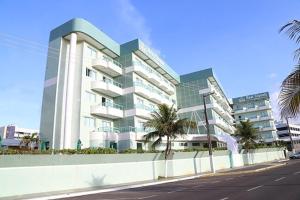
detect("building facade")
[176,69,236,150]
[276,122,300,151]
[40,18,274,152]
[40,18,179,151]
[232,92,277,143]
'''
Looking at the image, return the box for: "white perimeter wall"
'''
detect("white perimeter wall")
[0,149,285,198]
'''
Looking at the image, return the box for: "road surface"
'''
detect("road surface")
[61,160,300,200]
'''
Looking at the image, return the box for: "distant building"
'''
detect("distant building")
[176,69,236,149]
[0,125,39,148]
[232,92,277,143]
[276,122,300,151]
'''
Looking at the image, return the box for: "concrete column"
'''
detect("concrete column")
[64,33,77,149]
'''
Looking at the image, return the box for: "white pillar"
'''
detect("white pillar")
[64,33,77,149]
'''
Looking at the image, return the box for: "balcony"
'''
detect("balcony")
[91,80,123,97]
[90,128,119,146]
[234,104,272,114]
[91,55,122,77]
[125,104,157,119]
[126,61,175,94]
[90,102,124,119]
[133,82,163,104]
[257,126,276,132]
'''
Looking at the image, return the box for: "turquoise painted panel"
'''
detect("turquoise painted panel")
[50,18,120,56]
[121,39,180,83]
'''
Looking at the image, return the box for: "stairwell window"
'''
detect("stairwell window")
[87,46,97,58]
[84,117,95,128]
[86,68,96,80]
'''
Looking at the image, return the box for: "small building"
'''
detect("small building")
[0,125,39,148]
[276,122,300,151]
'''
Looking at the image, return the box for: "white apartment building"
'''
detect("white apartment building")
[276,122,300,151]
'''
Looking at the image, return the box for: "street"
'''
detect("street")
[61,159,300,200]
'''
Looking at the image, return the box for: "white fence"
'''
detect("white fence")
[0,148,285,198]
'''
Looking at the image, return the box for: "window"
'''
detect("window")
[179,142,187,147]
[86,68,96,80]
[137,98,144,105]
[84,117,95,128]
[87,46,97,58]
[102,120,111,128]
[85,91,96,103]
[102,97,113,106]
[192,143,200,146]
[103,76,112,84]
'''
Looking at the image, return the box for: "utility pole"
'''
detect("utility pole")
[286,117,295,153]
[203,92,215,173]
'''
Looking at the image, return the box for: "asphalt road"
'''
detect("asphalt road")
[61,160,300,200]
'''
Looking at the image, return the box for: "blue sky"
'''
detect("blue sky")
[0,0,299,129]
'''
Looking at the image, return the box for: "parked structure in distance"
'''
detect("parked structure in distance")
[0,125,39,148]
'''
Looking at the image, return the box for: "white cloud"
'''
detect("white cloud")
[267,73,277,79]
[116,0,161,55]
[270,90,281,122]
[270,89,300,125]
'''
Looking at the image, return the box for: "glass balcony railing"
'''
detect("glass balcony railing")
[101,102,124,110]
[118,126,155,133]
[96,127,120,133]
[103,79,122,88]
[102,55,123,69]
[132,60,172,88]
[134,103,158,112]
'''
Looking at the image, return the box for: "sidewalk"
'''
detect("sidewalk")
[9,159,288,200]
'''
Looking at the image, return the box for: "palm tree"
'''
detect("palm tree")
[143,104,196,159]
[235,120,258,151]
[279,20,300,118]
[20,133,39,150]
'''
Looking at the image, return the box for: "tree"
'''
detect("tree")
[20,133,39,150]
[235,120,258,151]
[143,104,196,159]
[279,20,300,118]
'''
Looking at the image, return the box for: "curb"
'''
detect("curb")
[24,161,288,200]
[24,173,211,200]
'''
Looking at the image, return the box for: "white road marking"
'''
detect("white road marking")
[211,180,220,183]
[294,171,300,175]
[226,178,234,180]
[138,195,157,199]
[247,185,263,192]
[274,177,286,182]
[167,188,186,194]
[219,197,229,200]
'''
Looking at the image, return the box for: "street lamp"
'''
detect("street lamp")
[202,92,215,173]
[285,117,295,153]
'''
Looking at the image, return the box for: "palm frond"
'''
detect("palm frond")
[280,20,300,44]
[279,66,300,118]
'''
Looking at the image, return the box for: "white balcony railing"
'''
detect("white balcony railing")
[90,102,124,119]
[91,55,123,77]
[91,80,123,97]
[125,61,175,95]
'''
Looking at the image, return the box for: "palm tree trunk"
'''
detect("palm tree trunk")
[165,136,170,159]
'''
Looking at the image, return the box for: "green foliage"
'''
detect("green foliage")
[0,147,117,155]
[235,120,258,151]
[279,20,300,119]
[143,104,196,159]
[175,147,227,152]
[119,149,161,154]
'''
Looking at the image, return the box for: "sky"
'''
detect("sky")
[0,0,299,129]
